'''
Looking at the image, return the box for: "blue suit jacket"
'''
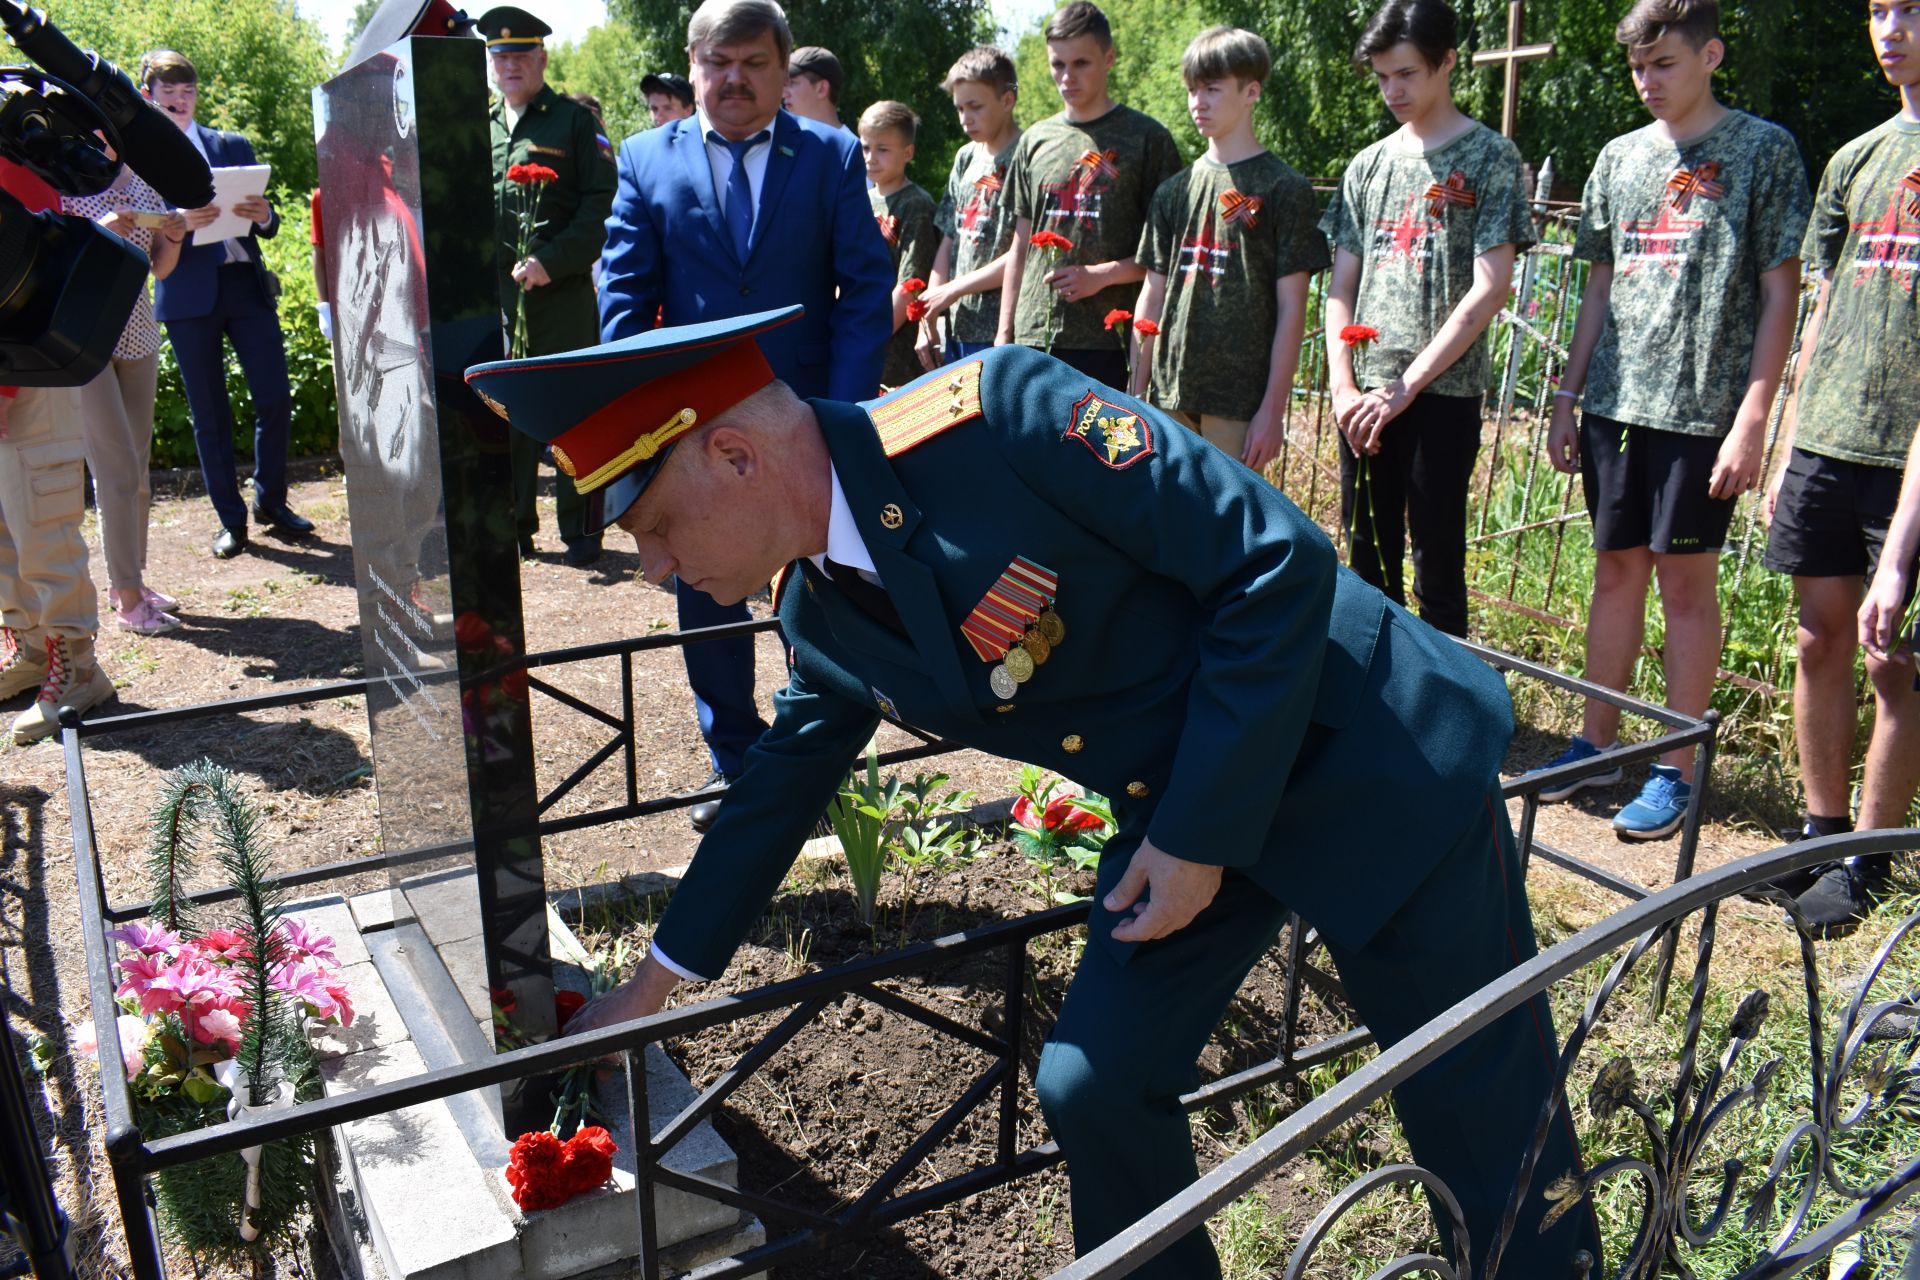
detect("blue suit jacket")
[152,124,279,324]
[598,111,890,401]
[650,346,1517,979]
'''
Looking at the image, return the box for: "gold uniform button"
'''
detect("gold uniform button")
[1061,735,1084,753]
[880,503,904,530]
[1126,781,1149,798]
[996,704,1016,713]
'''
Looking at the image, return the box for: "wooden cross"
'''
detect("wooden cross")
[1471,0,1555,139]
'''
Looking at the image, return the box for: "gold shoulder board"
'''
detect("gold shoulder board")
[870,359,983,458]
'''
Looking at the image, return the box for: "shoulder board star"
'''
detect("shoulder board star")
[869,359,983,457]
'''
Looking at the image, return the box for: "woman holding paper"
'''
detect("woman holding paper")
[63,144,186,635]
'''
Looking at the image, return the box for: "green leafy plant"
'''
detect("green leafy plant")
[889,771,980,938]
[1010,767,1115,905]
[826,741,902,927]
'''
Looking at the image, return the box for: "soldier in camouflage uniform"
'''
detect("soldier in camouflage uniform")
[1537,0,1808,841]
[1320,0,1533,640]
[481,5,617,566]
[1761,0,1920,933]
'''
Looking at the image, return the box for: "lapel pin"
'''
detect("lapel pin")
[880,503,904,530]
[779,145,794,157]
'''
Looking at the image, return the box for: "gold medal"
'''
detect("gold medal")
[1003,645,1035,682]
[1038,608,1066,645]
[1020,628,1051,665]
[989,665,1018,699]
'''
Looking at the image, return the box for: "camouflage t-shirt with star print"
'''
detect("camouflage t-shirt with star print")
[1320,119,1533,399]
[870,179,941,390]
[1574,111,1810,438]
[1790,115,1920,468]
[1005,104,1184,352]
[1135,151,1329,420]
[935,137,1021,346]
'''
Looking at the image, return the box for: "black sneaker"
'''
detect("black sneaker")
[1792,855,1894,940]
[1742,821,1847,903]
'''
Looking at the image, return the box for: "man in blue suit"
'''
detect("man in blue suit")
[469,309,1603,1279]
[143,50,310,559]
[599,0,891,829]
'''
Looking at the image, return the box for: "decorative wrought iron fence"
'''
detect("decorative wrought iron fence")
[59,632,1719,1280]
[1054,826,1920,1280]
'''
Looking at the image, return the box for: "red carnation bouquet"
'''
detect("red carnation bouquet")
[504,162,559,358]
[903,277,929,324]
[505,1125,617,1212]
[1029,230,1075,354]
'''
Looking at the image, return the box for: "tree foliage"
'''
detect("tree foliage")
[547,20,664,147]
[607,0,996,189]
[48,0,333,198]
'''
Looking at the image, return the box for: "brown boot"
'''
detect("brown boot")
[0,626,50,701]
[11,634,114,745]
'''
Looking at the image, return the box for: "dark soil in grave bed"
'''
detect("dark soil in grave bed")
[644,848,1361,1279]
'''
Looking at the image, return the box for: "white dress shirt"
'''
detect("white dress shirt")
[650,465,874,984]
[180,123,251,265]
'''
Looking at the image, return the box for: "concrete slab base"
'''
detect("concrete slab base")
[302,891,766,1280]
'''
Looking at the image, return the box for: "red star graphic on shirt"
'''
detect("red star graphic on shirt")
[1371,192,1441,274]
[1617,202,1706,277]
[1177,212,1233,286]
[1042,178,1102,227]
[1847,188,1920,294]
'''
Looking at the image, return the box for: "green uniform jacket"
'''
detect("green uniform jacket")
[652,345,1515,977]
[492,85,616,354]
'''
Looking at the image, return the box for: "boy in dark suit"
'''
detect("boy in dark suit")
[142,49,308,560]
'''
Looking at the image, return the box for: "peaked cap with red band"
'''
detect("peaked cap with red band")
[464,306,803,533]
[347,0,479,65]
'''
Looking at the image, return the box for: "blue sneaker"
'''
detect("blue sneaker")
[1612,765,1691,840]
[1533,736,1623,803]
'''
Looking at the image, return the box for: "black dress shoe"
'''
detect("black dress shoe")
[1792,854,1895,939]
[563,537,603,568]
[252,504,315,535]
[211,527,248,558]
[689,795,724,833]
[518,535,537,559]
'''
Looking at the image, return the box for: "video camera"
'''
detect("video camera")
[0,0,215,387]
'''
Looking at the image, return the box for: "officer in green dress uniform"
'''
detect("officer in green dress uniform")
[478,5,617,565]
[465,308,1604,1279]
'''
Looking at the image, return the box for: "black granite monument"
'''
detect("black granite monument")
[315,34,554,1135]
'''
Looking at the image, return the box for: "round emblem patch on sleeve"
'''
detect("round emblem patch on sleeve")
[1064,391,1154,470]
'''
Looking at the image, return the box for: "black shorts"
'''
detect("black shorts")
[1762,447,1905,579]
[1579,413,1737,554]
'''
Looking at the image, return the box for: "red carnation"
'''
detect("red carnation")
[1134,319,1161,337]
[554,990,587,1028]
[1339,324,1380,347]
[1103,309,1132,331]
[906,299,929,323]
[1029,230,1074,252]
[560,1126,617,1196]
[454,610,492,651]
[500,665,530,702]
[902,277,927,294]
[505,1131,570,1211]
[508,163,559,185]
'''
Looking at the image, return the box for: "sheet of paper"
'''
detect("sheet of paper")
[196,165,271,243]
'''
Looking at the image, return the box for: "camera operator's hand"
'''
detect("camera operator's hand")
[233,195,271,227]
[100,210,138,237]
[159,213,188,243]
[183,205,221,231]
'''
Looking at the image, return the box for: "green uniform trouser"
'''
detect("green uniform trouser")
[1034,784,1603,1279]
[509,429,590,545]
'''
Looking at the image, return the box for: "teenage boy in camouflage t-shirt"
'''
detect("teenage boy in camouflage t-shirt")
[1758,0,1920,933]
[1538,0,1808,842]
[860,101,941,391]
[1133,26,1329,469]
[995,1,1183,386]
[1319,0,1532,639]
[919,46,1022,369]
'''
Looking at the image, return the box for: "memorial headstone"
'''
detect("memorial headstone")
[314,34,553,1135]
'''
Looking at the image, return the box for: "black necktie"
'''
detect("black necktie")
[826,559,904,635]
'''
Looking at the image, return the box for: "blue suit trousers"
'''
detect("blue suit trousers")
[1035,783,1601,1279]
[675,576,769,778]
[165,263,292,531]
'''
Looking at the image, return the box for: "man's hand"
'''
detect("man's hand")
[513,256,553,291]
[560,953,681,1038]
[233,195,272,227]
[1043,262,1108,304]
[1708,418,1765,500]
[1859,563,1915,662]
[1105,839,1223,943]
[1547,398,1580,475]
[1242,402,1284,472]
[183,205,221,231]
